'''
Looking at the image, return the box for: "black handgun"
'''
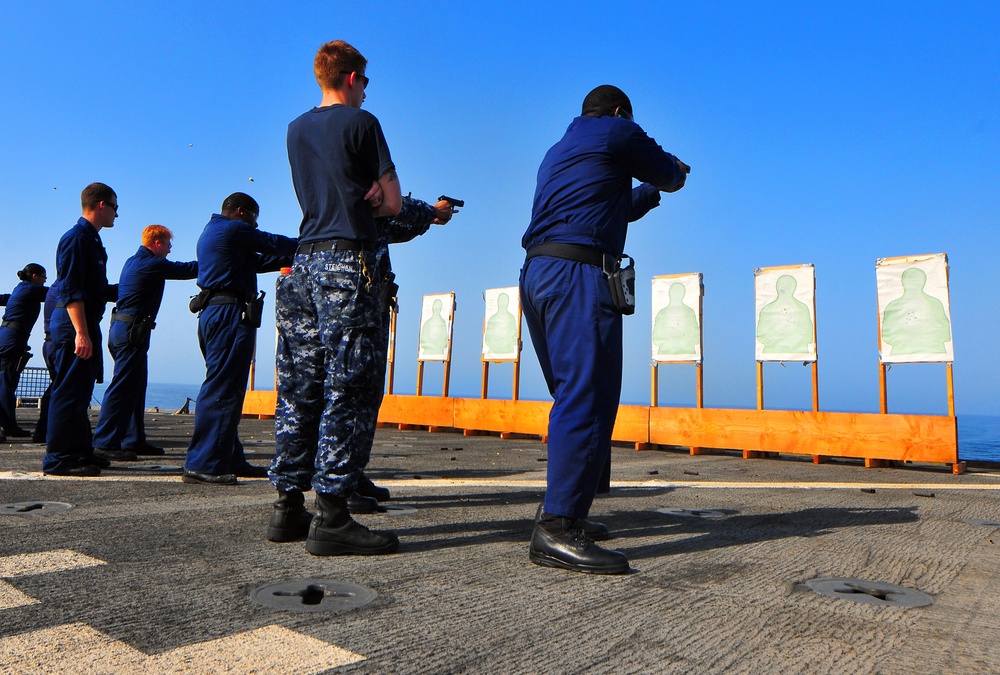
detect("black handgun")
[438,195,465,208]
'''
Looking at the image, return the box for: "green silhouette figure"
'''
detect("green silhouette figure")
[420,298,449,356]
[881,267,951,355]
[485,292,518,354]
[756,274,814,354]
[652,283,699,356]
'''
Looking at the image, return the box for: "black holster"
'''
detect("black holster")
[1,348,31,373]
[245,291,265,329]
[189,289,212,313]
[606,255,636,316]
[379,271,399,315]
[127,317,155,347]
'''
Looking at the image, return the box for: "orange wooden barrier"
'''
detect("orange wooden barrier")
[244,392,962,472]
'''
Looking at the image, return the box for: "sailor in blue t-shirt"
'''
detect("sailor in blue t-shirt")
[269,39,403,556]
[520,85,690,574]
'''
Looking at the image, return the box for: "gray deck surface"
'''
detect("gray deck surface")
[3,409,1000,674]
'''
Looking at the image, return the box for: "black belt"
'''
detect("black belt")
[297,238,372,255]
[525,243,618,273]
[207,296,241,306]
[0,320,20,331]
[111,311,156,329]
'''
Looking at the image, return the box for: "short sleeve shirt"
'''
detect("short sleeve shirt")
[287,104,395,244]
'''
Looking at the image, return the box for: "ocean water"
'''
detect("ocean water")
[957,415,1000,463]
[92,381,201,414]
[87,382,1000,463]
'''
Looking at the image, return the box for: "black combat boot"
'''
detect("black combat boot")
[534,503,609,541]
[346,492,381,514]
[266,490,314,542]
[356,473,391,502]
[529,512,629,575]
[305,493,399,556]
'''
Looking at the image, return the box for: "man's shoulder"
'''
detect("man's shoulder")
[58,220,89,246]
[290,105,379,130]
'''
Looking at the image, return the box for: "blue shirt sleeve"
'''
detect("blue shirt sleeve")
[609,121,686,192]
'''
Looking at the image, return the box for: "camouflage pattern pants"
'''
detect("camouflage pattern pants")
[270,249,382,495]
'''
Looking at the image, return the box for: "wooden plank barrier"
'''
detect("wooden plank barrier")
[243,393,961,472]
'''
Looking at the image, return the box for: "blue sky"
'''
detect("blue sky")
[2,2,997,415]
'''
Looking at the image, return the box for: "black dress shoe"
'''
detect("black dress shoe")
[31,433,45,444]
[529,515,629,575]
[346,493,382,514]
[356,474,391,502]
[94,447,139,462]
[234,464,269,478]
[89,453,112,469]
[44,463,101,477]
[5,426,31,438]
[534,503,610,541]
[182,469,238,485]
[128,443,165,456]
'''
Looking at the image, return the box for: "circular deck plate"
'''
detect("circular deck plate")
[0,501,75,516]
[378,504,418,516]
[250,579,376,613]
[805,577,934,608]
[656,507,727,519]
[128,465,183,472]
[394,474,433,480]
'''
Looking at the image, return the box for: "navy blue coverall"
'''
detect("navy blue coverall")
[93,247,197,452]
[44,219,114,473]
[0,279,48,433]
[520,114,687,520]
[185,214,295,476]
[32,283,59,441]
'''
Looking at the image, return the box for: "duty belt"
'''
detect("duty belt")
[207,296,240,306]
[296,238,372,255]
[0,320,21,331]
[111,311,155,329]
[525,242,618,274]
[111,311,137,323]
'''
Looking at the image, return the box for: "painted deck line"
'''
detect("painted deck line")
[0,550,107,611]
[0,549,106,578]
[0,623,364,674]
[0,580,39,610]
[3,471,1000,491]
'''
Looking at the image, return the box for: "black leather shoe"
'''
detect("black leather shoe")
[529,516,629,575]
[579,518,610,541]
[234,464,269,478]
[89,453,112,469]
[356,474,391,502]
[44,463,101,477]
[306,493,398,556]
[182,469,238,485]
[94,447,139,462]
[535,503,610,541]
[5,426,31,438]
[267,490,314,542]
[347,493,382,514]
[31,433,45,444]
[128,443,165,456]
